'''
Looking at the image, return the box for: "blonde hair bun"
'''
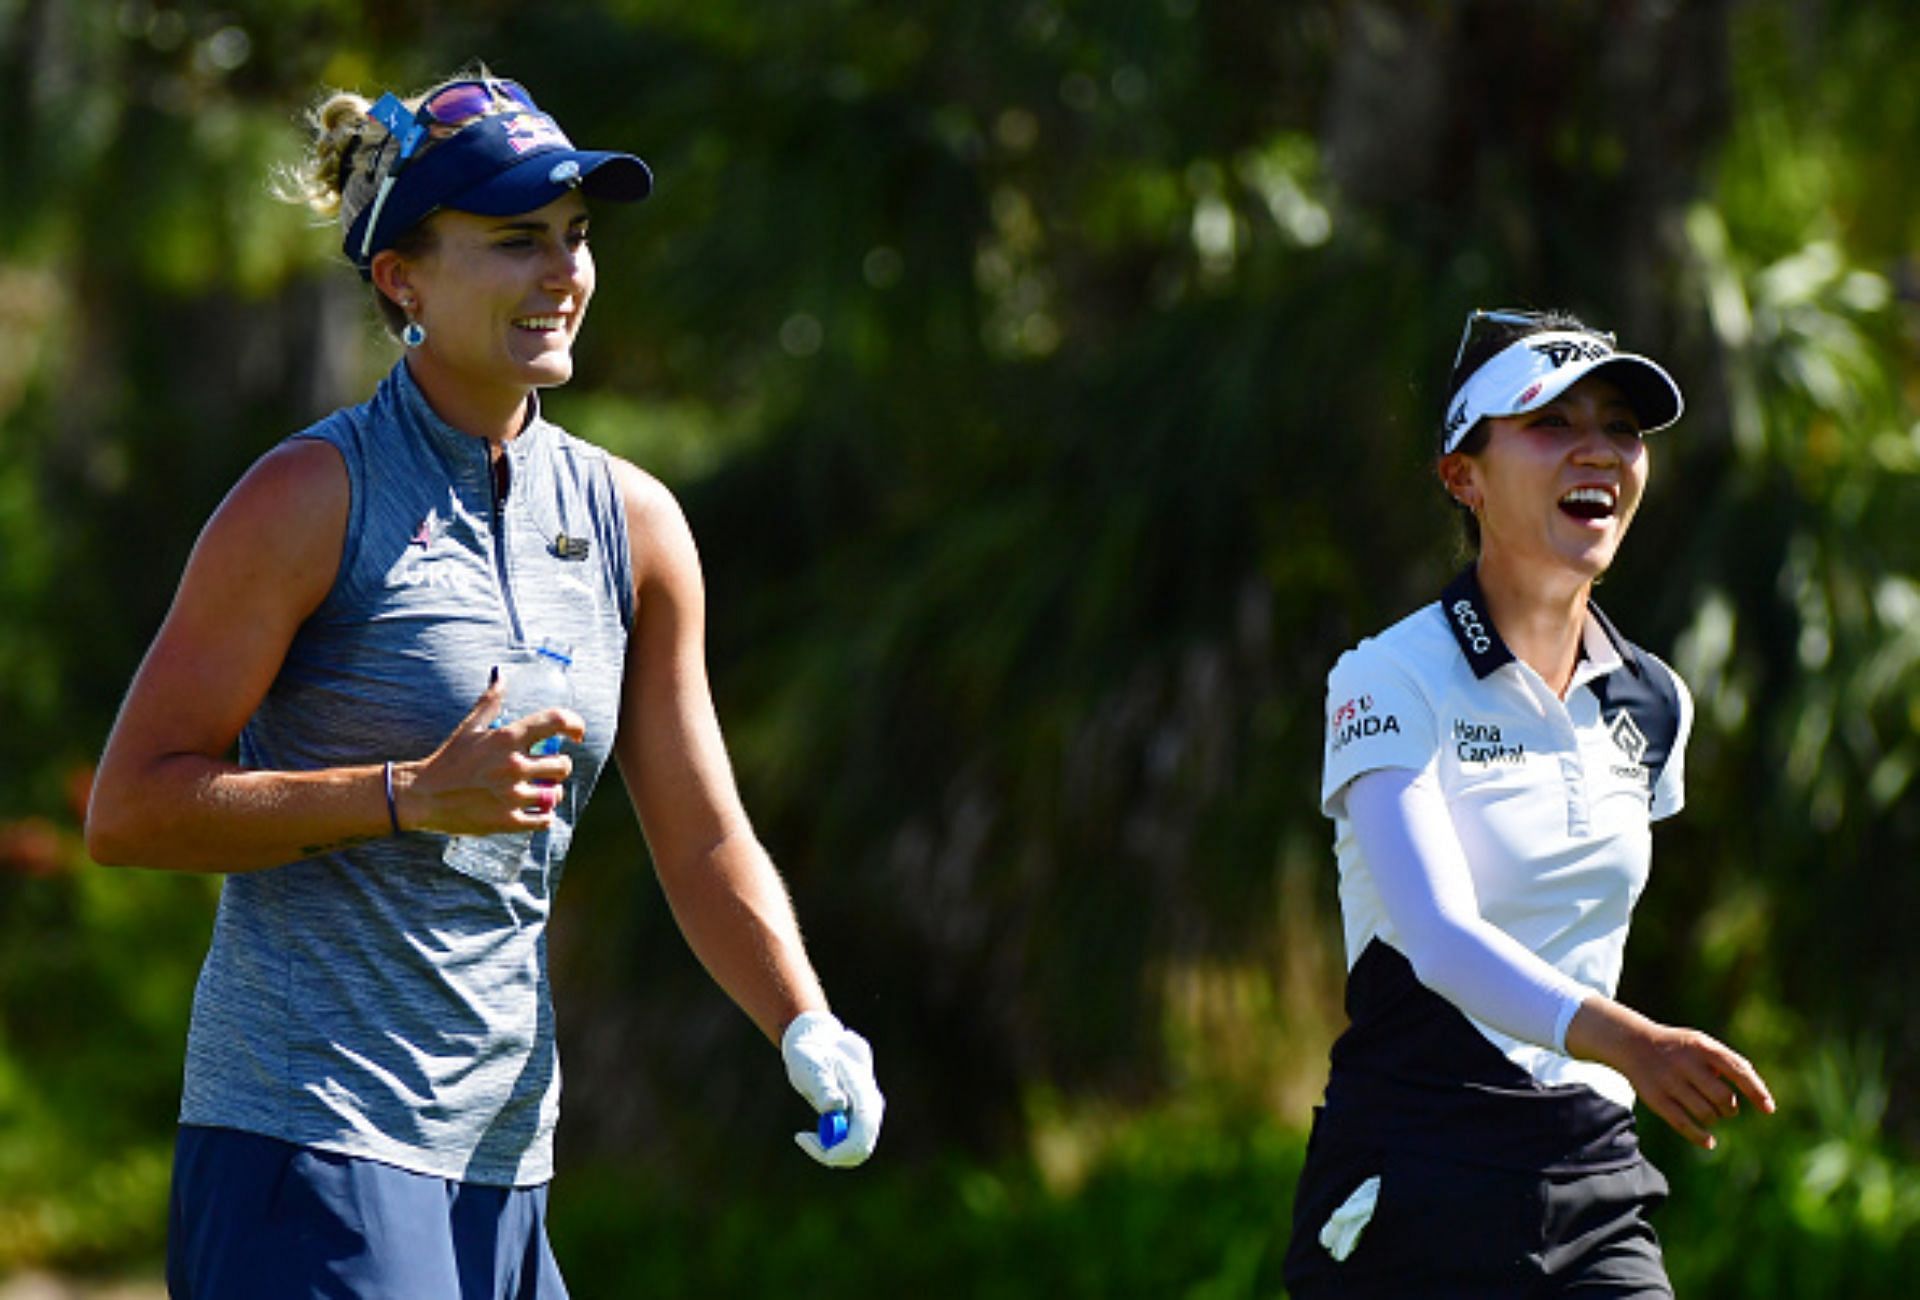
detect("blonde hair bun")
[279,90,390,227]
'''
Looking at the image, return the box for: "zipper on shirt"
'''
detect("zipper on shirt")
[487,444,527,645]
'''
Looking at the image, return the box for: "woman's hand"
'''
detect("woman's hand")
[394,676,586,835]
[1566,997,1775,1149]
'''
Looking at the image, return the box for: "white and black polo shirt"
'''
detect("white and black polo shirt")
[1316,566,1691,1168]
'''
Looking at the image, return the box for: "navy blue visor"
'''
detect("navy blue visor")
[344,95,651,277]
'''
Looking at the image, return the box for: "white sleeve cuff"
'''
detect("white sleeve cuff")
[1551,986,1595,1055]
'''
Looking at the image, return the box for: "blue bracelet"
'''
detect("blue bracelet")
[383,761,401,835]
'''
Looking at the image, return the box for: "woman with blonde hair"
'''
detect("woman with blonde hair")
[88,69,882,1298]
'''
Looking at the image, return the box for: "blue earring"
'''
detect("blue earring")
[400,299,426,348]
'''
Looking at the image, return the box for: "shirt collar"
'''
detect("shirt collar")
[1582,599,1641,676]
[1439,565,1642,681]
[384,358,547,475]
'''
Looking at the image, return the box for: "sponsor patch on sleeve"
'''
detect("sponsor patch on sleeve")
[1320,645,1434,812]
[1328,692,1402,753]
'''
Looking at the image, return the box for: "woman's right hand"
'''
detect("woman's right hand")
[394,676,586,835]
[1566,997,1775,1149]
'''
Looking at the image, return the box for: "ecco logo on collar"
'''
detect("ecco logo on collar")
[1451,598,1492,655]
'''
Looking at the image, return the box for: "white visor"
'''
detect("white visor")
[1441,330,1684,454]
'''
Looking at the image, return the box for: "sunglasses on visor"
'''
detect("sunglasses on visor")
[1450,308,1616,376]
[357,78,542,262]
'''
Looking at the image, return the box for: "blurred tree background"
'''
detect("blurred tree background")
[4,0,1920,1294]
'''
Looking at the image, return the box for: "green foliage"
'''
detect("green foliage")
[4,0,1920,1291]
[548,1105,1303,1299]
[0,840,213,1271]
[541,1074,1920,1299]
[1653,1042,1920,1297]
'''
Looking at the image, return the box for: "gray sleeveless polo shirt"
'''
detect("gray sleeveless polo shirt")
[179,360,632,1186]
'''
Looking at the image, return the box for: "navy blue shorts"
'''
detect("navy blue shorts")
[167,1125,568,1300]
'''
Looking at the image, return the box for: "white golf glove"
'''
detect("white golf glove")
[781,1010,884,1168]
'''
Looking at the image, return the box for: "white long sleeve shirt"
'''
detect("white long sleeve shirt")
[1320,568,1691,1108]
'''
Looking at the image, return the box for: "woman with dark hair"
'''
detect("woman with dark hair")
[87,69,881,1298]
[1284,309,1772,1297]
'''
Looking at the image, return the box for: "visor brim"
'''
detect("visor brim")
[1506,354,1683,434]
[446,150,653,216]
[1443,331,1685,453]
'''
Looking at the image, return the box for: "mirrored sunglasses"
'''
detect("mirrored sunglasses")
[413,78,539,132]
[358,78,544,261]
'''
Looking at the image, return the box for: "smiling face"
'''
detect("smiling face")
[376,191,595,428]
[1440,374,1650,584]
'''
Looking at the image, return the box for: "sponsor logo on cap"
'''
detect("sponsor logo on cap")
[1518,381,1543,405]
[1530,337,1611,369]
[505,113,569,155]
[548,160,582,186]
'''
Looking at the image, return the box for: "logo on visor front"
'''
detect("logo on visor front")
[504,114,569,155]
[1530,338,1611,369]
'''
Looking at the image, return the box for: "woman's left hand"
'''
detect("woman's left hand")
[1567,997,1775,1149]
[781,1010,885,1168]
